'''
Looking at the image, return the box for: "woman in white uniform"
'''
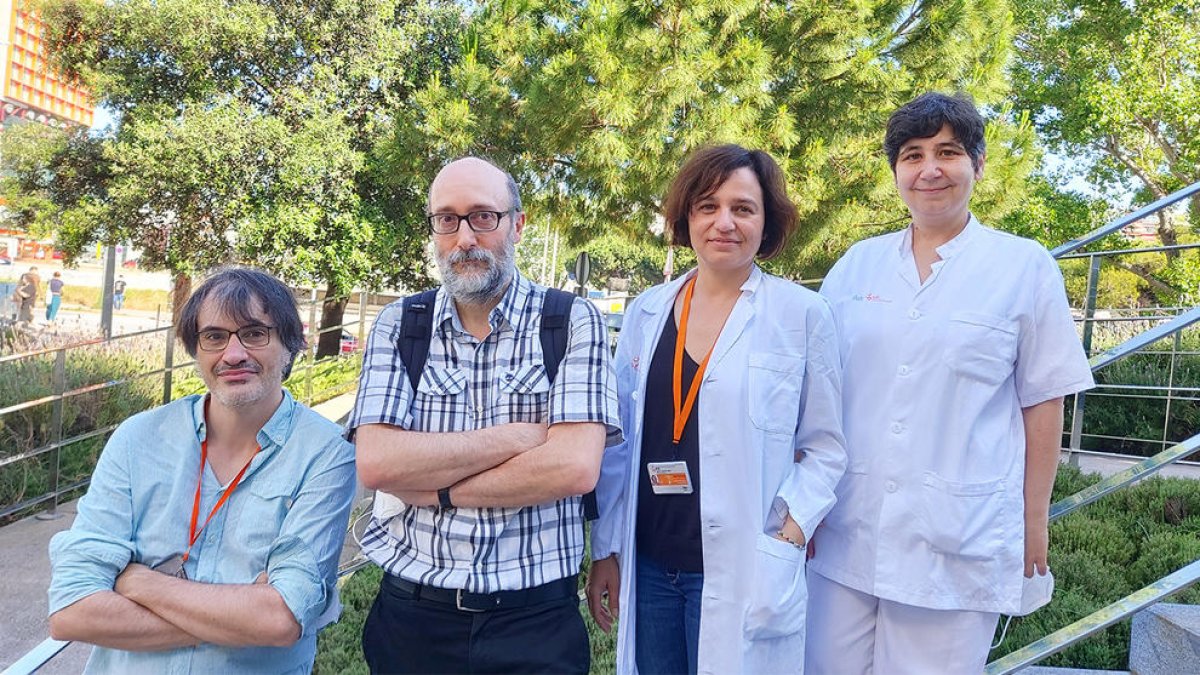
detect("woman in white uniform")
[585,144,847,675]
[806,93,1095,673]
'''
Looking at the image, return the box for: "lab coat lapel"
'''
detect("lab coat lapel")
[707,267,759,371]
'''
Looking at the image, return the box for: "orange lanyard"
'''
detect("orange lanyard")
[673,276,718,444]
[183,436,260,563]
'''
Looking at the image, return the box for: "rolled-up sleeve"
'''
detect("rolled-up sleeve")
[348,302,413,432]
[775,300,848,540]
[48,426,137,614]
[548,298,622,445]
[264,436,357,635]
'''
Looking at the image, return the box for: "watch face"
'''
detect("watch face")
[153,554,189,580]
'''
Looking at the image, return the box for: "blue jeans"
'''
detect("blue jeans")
[45,295,61,321]
[113,293,124,310]
[635,554,703,675]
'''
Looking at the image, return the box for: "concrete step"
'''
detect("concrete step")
[1130,603,1200,675]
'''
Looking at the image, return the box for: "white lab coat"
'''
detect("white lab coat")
[592,266,847,675]
[811,217,1094,614]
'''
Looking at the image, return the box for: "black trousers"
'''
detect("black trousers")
[362,578,591,675]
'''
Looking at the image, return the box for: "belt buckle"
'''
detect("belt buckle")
[456,588,486,613]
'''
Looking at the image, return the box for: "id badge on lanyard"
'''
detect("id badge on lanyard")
[647,460,694,494]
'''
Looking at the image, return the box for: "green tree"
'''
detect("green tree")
[379,0,1035,280]
[1011,0,1200,248]
[18,0,463,353]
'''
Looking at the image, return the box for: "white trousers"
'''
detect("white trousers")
[805,570,1000,675]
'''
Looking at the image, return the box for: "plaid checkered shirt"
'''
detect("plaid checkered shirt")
[349,272,621,592]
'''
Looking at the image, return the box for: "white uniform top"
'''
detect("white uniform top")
[810,215,1094,614]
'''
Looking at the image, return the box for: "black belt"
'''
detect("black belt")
[381,573,578,612]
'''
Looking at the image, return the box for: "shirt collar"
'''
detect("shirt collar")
[897,213,981,261]
[191,390,296,449]
[434,270,531,335]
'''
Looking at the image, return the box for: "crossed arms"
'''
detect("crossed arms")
[356,420,607,508]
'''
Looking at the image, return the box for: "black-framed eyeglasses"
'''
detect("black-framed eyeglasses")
[197,325,275,352]
[426,210,511,235]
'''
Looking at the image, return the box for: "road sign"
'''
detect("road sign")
[574,252,591,288]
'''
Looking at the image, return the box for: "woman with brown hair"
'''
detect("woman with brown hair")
[586,144,846,674]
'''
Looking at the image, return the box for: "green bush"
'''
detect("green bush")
[989,465,1200,669]
[0,341,162,520]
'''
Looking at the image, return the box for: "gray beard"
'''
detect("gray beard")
[437,239,516,306]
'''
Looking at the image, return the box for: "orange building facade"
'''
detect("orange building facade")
[0,0,94,261]
[0,0,93,128]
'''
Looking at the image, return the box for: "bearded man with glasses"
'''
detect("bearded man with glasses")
[351,156,622,674]
[48,266,356,674]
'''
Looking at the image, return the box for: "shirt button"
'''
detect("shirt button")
[632,391,639,401]
[475,405,483,414]
[908,309,921,320]
[898,365,910,376]
[890,422,903,434]
[886,480,898,493]
[504,372,514,381]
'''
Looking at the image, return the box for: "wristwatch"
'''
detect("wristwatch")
[438,487,454,509]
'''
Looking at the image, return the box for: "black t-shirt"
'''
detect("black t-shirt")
[635,310,704,572]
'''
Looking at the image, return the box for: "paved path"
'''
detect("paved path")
[0,391,358,674]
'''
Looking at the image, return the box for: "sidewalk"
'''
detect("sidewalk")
[0,389,360,674]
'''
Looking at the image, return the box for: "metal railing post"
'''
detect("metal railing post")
[307,288,318,404]
[358,290,367,347]
[1163,330,1181,452]
[36,348,67,521]
[162,327,175,405]
[1068,254,1101,466]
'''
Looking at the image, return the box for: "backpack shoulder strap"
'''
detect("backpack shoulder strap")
[400,289,439,394]
[539,288,575,382]
[540,288,601,521]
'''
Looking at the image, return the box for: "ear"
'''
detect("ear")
[511,211,526,244]
[974,152,987,180]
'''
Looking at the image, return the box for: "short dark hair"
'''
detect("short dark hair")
[663,144,798,260]
[177,267,306,378]
[884,92,986,171]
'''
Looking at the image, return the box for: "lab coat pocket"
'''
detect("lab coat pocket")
[918,472,1007,560]
[748,353,805,435]
[744,533,808,640]
[943,312,1017,385]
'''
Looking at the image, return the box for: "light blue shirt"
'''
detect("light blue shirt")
[48,391,357,674]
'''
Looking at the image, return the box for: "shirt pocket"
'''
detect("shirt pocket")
[916,472,1008,561]
[942,312,1018,385]
[417,366,467,398]
[747,353,805,435]
[496,363,550,421]
[240,479,297,571]
[744,532,808,640]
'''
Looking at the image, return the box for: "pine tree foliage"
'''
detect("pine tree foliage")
[380,0,1034,278]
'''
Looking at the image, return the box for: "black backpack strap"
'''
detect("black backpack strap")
[539,288,574,381]
[540,288,600,521]
[400,289,439,394]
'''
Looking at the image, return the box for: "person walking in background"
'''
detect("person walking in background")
[45,271,64,322]
[586,144,847,674]
[351,156,621,674]
[13,266,39,323]
[112,274,127,310]
[805,92,1095,674]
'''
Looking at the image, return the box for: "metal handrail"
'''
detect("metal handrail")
[1049,433,1200,522]
[1088,307,1200,372]
[1050,181,1200,258]
[985,559,1200,674]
